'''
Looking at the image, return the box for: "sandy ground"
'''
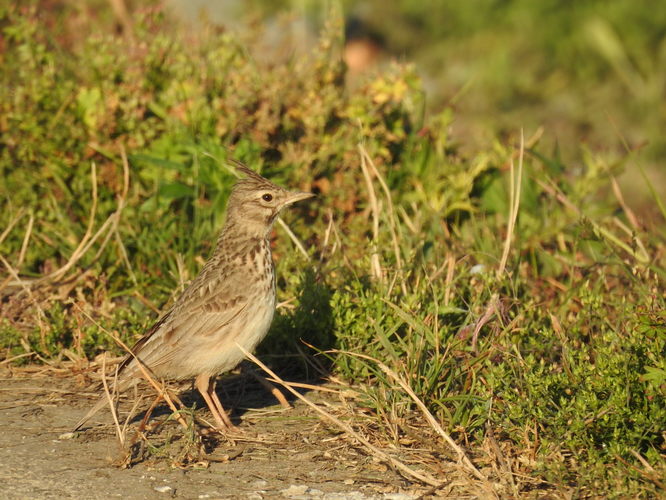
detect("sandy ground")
[0,372,425,500]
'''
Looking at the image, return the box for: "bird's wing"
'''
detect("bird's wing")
[117,285,251,377]
[73,290,250,432]
[115,307,173,374]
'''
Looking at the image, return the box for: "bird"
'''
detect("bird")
[74,161,314,431]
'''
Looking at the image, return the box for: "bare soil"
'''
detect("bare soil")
[0,368,425,500]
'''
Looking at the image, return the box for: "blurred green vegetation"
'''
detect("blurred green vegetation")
[1,1,664,496]
[240,0,666,206]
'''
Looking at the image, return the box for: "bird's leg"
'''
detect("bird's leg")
[195,373,234,430]
[207,378,236,428]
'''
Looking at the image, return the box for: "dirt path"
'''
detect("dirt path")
[0,372,423,500]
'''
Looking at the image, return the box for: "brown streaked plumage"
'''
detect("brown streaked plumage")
[74,162,314,431]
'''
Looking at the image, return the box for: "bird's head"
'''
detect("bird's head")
[225,161,314,238]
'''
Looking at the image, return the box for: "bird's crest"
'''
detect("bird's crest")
[228,159,274,187]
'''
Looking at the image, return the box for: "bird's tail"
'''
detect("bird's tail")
[73,365,135,431]
[73,352,157,431]
[72,393,113,431]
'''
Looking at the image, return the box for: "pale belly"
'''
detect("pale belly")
[206,297,276,375]
[164,294,276,379]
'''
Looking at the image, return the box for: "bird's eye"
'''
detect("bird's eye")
[261,193,273,202]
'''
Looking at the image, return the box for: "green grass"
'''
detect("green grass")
[0,2,664,496]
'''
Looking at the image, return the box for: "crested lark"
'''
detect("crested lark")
[74,162,314,431]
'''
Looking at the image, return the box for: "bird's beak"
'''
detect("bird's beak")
[284,191,316,205]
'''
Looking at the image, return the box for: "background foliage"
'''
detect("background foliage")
[1,1,664,496]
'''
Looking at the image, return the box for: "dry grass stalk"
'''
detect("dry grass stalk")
[612,216,649,260]
[358,144,384,282]
[614,451,666,490]
[46,161,100,283]
[536,177,650,263]
[238,345,443,487]
[443,253,456,306]
[0,351,36,365]
[485,425,520,497]
[319,208,337,262]
[607,111,666,221]
[245,369,292,409]
[174,253,188,295]
[100,353,125,447]
[2,149,132,294]
[89,148,130,266]
[359,144,407,296]
[0,255,47,343]
[498,130,524,278]
[263,378,339,394]
[397,205,417,234]
[276,217,311,260]
[114,229,137,285]
[336,350,490,486]
[132,291,161,314]
[610,176,640,230]
[0,208,26,248]
[17,212,34,268]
